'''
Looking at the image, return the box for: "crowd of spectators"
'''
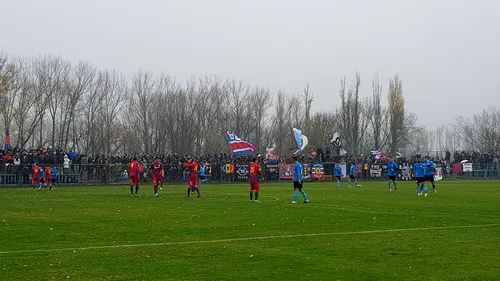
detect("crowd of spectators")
[1,145,499,173]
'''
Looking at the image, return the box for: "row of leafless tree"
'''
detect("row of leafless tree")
[1,52,498,157]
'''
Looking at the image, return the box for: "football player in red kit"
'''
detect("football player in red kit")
[184,157,200,198]
[129,157,140,196]
[148,158,164,197]
[32,163,42,190]
[249,158,263,202]
[44,166,53,190]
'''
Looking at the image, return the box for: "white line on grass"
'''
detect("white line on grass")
[1,223,499,255]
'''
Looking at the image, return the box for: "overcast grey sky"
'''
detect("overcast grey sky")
[1,0,499,128]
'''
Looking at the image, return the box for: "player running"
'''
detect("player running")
[148,158,164,197]
[185,157,200,198]
[32,163,42,190]
[424,156,437,193]
[249,158,263,202]
[387,157,399,192]
[292,156,309,204]
[51,166,58,189]
[44,166,53,190]
[129,157,141,196]
[348,163,361,187]
[413,157,425,196]
[334,163,342,187]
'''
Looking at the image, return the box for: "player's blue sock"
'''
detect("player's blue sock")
[348,180,351,186]
[389,182,392,190]
[300,190,308,201]
[201,179,208,184]
[355,180,359,186]
[39,183,42,189]
[293,191,299,202]
[336,180,340,186]
[417,185,420,193]
[424,185,428,193]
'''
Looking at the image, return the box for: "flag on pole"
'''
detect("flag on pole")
[330,132,347,155]
[226,131,256,156]
[4,129,10,152]
[371,150,390,160]
[292,128,308,155]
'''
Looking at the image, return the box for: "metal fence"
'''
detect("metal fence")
[0,162,499,187]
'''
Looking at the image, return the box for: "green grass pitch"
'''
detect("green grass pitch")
[1,180,500,281]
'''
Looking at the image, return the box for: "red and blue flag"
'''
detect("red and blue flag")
[226,131,256,156]
[4,129,10,152]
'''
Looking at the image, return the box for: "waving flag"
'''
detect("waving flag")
[371,150,390,161]
[226,131,256,156]
[330,132,347,155]
[292,128,308,155]
[266,148,280,163]
[4,129,10,152]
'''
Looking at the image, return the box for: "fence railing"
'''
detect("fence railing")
[0,162,499,186]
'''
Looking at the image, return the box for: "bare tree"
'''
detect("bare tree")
[60,61,95,150]
[225,79,250,136]
[303,83,314,130]
[129,70,155,154]
[367,71,389,151]
[453,107,500,155]
[100,70,127,155]
[307,112,338,150]
[387,75,419,156]
[337,72,365,154]
[0,56,20,140]
[272,91,293,154]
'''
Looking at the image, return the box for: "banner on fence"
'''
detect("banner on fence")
[279,163,294,180]
[265,164,279,181]
[434,167,443,181]
[402,165,411,180]
[339,163,347,178]
[303,163,310,179]
[370,165,382,178]
[236,164,249,181]
[453,163,462,173]
[462,163,473,172]
[311,164,324,179]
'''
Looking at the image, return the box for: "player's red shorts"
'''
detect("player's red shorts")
[188,177,198,188]
[32,178,41,185]
[250,182,261,192]
[152,177,162,186]
[129,176,139,185]
[44,178,52,185]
